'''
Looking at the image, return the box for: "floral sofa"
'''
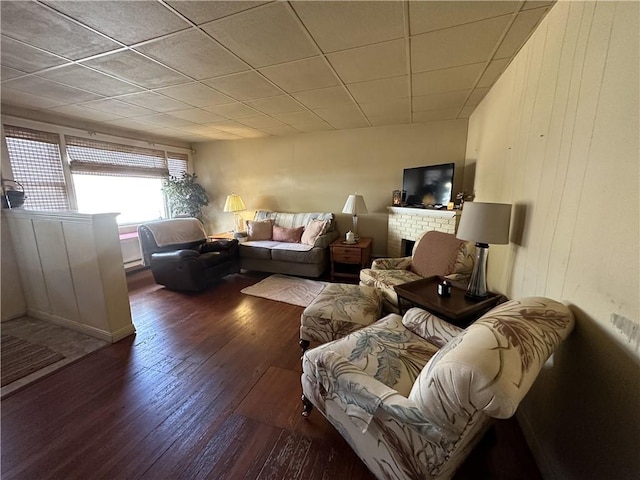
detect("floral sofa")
[301,297,575,480]
[239,210,340,278]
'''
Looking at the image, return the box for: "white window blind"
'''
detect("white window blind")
[3,125,70,210]
[65,136,169,178]
[167,152,188,178]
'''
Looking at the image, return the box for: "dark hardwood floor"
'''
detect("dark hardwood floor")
[1,270,542,479]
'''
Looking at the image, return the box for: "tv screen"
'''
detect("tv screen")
[402,163,455,207]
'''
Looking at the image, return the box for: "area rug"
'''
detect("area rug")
[1,335,65,387]
[241,274,328,307]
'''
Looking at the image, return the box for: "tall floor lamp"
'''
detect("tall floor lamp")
[456,202,512,299]
[223,193,246,236]
[342,194,368,239]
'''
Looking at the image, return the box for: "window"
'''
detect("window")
[167,152,188,178]
[3,125,70,210]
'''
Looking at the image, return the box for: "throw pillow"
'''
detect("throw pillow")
[272,225,304,243]
[301,219,329,246]
[247,219,273,241]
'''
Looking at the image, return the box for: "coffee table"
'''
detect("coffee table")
[394,276,505,328]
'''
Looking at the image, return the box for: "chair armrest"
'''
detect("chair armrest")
[150,249,199,263]
[313,229,340,248]
[401,308,463,347]
[372,256,412,270]
[201,239,238,254]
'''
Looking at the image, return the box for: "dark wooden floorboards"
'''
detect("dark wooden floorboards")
[1,270,542,480]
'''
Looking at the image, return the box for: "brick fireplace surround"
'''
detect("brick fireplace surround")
[387,207,461,257]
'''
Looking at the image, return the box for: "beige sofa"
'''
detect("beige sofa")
[301,297,575,480]
[239,210,340,278]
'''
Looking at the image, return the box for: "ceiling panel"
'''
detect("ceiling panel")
[0,1,554,143]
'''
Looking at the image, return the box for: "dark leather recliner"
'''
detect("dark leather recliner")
[138,218,239,292]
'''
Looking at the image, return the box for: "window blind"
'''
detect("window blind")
[167,152,188,178]
[65,136,169,178]
[3,125,70,210]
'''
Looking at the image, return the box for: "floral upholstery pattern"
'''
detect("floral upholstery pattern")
[300,284,383,345]
[359,231,475,313]
[301,297,575,480]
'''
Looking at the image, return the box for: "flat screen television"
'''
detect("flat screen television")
[402,163,455,207]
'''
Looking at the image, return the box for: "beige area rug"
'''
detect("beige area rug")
[241,274,328,307]
[1,335,65,387]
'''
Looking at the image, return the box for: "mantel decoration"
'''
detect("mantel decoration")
[162,172,209,219]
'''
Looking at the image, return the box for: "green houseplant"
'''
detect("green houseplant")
[162,172,209,219]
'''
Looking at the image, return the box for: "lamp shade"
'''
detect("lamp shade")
[456,202,512,245]
[223,194,246,213]
[342,194,368,215]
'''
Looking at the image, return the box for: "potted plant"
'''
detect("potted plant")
[162,172,209,219]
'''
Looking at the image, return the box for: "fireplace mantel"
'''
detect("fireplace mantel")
[386,206,461,257]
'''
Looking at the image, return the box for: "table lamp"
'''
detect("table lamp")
[342,194,368,239]
[456,202,512,299]
[223,193,246,234]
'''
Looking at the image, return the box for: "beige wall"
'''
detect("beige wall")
[193,121,468,256]
[1,214,26,321]
[466,2,639,479]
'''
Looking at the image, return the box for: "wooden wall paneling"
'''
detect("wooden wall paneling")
[32,219,80,323]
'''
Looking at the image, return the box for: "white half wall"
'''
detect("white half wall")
[466,1,639,478]
[193,121,468,256]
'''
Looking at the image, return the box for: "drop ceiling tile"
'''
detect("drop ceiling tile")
[206,120,266,138]
[166,1,267,25]
[146,127,194,138]
[245,95,306,115]
[259,124,301,136]
[458,105,477,118]
[0,87,68,109]
[522,1,554,11]
[327,39,407,84]
[411,16,510,73]
[412,63,485,96]
[465,87,490,106]
[4,76,102,103]
[409,1,518,35]
[135,114,194,128]
[477,58,510,88]
[42,1,190,45]
[202,2,318,68]
[273,110,325,126]
[203,71,281,101]
[38,64,143,96]
[294,123,334,133]
[293,86,354,110]
[0,1,120,60]
[204,102,261,120]
[166,109,225,123]
[413,91,469,112]
[81,98,156,117]
[200,130,243,140]
[1,36,68,73]
[346,76,409,103]
[312,105,369,129]
[82,50,190,89]
[413,109,460,123]
[238,115,287,129]
[259,57,340,93]
[236,129,270,139]
[359,98,410,125]
[135,30,248,80]
[495,8,548,59]
[118,92,191,113]
[49,104,123,122]
[155,83,232,107]
[291,1,404,53]
[1,66,26,81]
[105,117,165,131]
[175,124,220,135]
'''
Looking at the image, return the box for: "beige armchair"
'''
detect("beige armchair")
[301,297,574,480]
[360,230,475,313]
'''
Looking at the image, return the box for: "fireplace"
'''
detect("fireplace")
[387,207,461,257]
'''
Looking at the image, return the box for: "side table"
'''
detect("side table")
[394,276,505,328]
[330,237,372,281]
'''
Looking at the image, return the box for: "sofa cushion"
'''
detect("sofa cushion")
[272,225,304,243]
[302,219,329,245]
[238,244,273,260]
[410,230,469,278]
[271,246,325,264]
[247,219,273,241]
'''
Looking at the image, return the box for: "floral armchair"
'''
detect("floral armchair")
[301,297,575,480]
[359,230,475,313]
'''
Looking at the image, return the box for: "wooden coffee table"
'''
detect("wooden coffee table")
[394,276,505,328]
